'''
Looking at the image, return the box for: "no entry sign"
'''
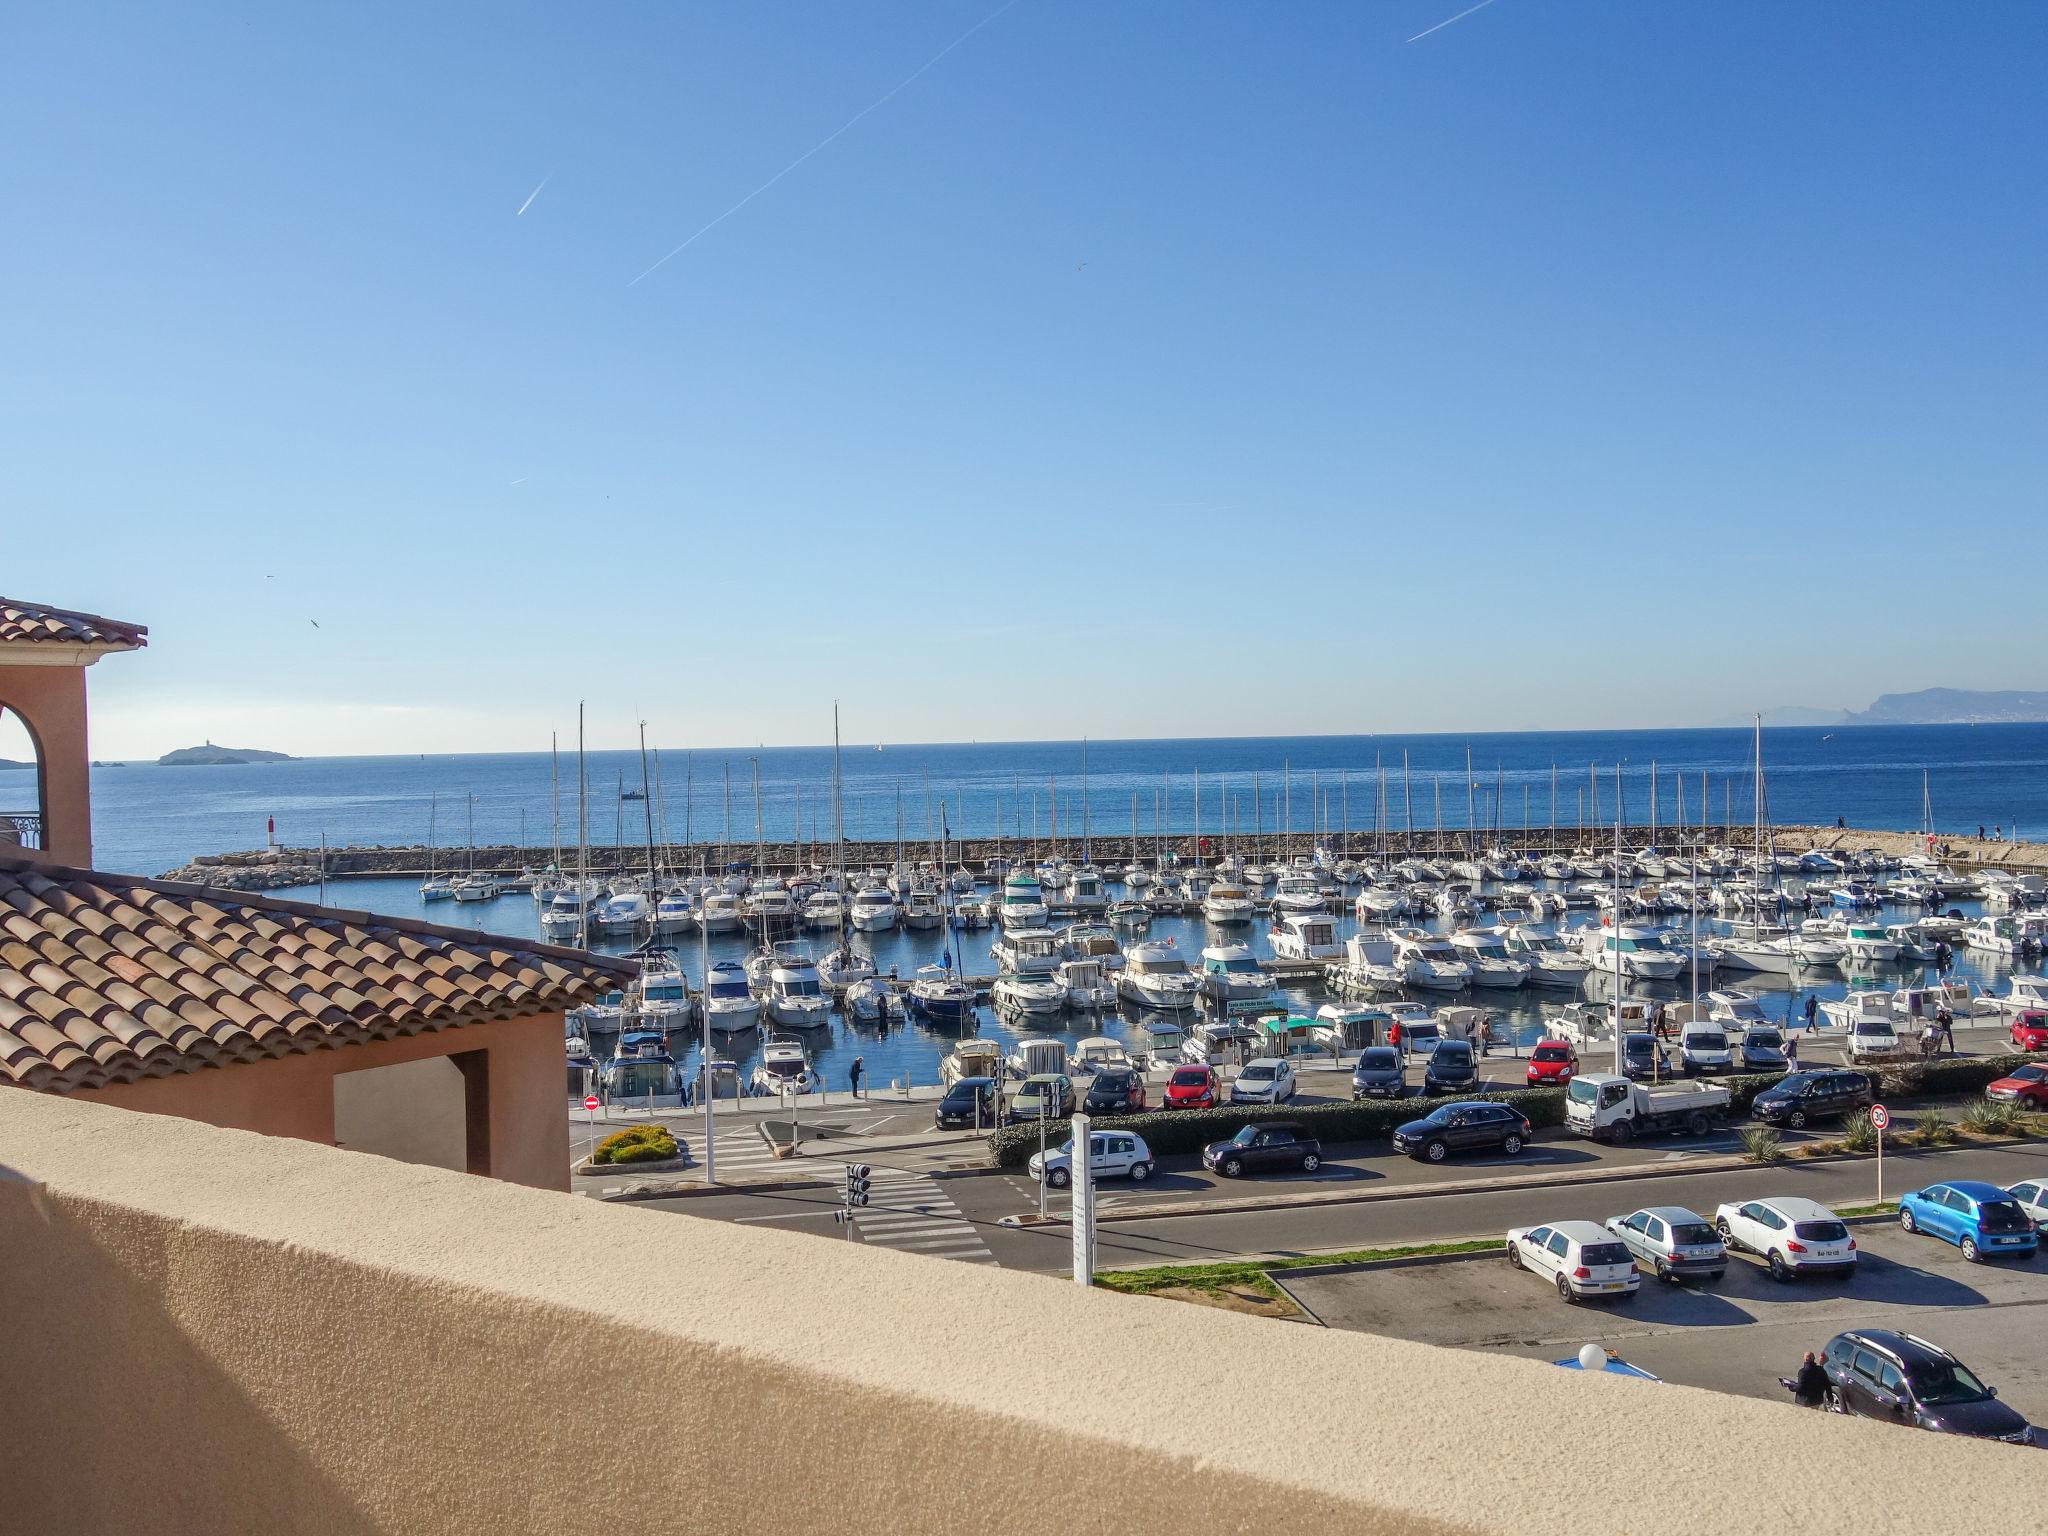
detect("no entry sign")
[583,1095,600,1112]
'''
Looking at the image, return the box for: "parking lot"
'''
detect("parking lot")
[1286,1221,2048,1426]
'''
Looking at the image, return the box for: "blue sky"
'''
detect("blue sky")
[6,1,2044,758]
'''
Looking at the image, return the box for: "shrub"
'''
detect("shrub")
[1959,1100,2018,1137]
[592,1124,680,1165]
[1740,1125,1784,1164]
[984,1085,1567,1169]
[1912,1107,1953,1146]
[1839,1116,1877,1153]
[1877,1053,2033,1101]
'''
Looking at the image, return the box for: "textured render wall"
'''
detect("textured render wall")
[72,1011,568,1190]
[0,1093,2033,1536]
[0,663,91,865]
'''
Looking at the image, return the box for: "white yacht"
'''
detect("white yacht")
[1501,923,1594,988]
[802,890,846,932]
[1182,1018,1260,1066]
[998,872,1049,928]
[1393,933,1473,991]
[751,1034,821,1096]
[1270,871,1324,915]
[817,942,876,991]
[1268,912,1341,961]
[1356,886,1411,920]
[634,956,692,1027]
[767,955,833,1029]
[993,971,1067,1019]
[746,887,798,931]
[703,959,763,1034]
[1818,990,1895,1033]
[901,886,944,932]
[1328,931,1401,996]
[1059,923,1126,974]
[1202,882,1257,925]
[990,926,1061,976]
[1446,929,1531,990]
[653,891,697,934]
[593,890,652,938]
[1198,942,1277,1005]
[697,891,746,935]
[1068,867,1109,914]
[849,886,898,933]
[1056,955,1117,1010]
[1579,922,1685,981]
[419,875,456,902]
[1116,940,1201,1010]
[452,875,499,903]
[1837,918,1902,964]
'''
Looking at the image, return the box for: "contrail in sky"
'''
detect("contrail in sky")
[517,176,550,216]
[1408,0,1497,43]
[629,0,1021,286]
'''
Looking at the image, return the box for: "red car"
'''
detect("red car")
[1986,1062,2048,1108]
[1163,1064,1222,1109]
[1526,1039,1578,1086]
[2010,1012,2048,1052]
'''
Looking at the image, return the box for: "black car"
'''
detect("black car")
[1352,1045,1406,1100]
[1083,1068,1147,1114]
[1821,1330,2033,1445]
[1392,1101,1532,1163]
[1201,1121,1324,1177]
[1423,1039,1477,1096]
[1752,1069,1874,1129]
[933,1076,997,1130]
[1620,1033,1670,1082]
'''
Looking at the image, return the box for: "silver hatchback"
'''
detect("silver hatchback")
[1605,1205,1727,1282]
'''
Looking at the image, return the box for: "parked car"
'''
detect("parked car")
[1007,1073,1075,1124]
[1677,1022,1733,1076]
[1029,1130,1156,1188]
[933,1075,997,1130]
[1604,1206,1727,1283]
[1525,1039,1577,1086]
[1351,1045,1406,1099]
[1714,1196,1857,1281]
[2009,1010,2048,1052]
[1898,1180,2039,1263]
[1230,1056,1298,1104]
[1082,1068,1147,1114]
[1201,1121,1324,1177]
[2006,1179,2048,1227]
[1984,1061,2048,1108]
[1750,1069,1873,1130]
[1734,1025,1788,1074]
[1162,1064,1222,1110]
[1392,1101,1532,1163]
[1820,1330,2033,1445]
[1422,1039,1478,1096]
[1506,1220,1641,1303]
[1619,1033,1670,1081]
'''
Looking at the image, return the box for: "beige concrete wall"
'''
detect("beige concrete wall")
[333,1055,468,1172]
[72,1011,569,1191]
[0,662,92,865]
[0,1091,2035,1536]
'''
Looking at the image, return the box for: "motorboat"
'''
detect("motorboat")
[907,963,975,1024]
[1993,975,2048,1015]
[655,891,698,934]
[847,886,898,933]
[1181,1018,1259,1067]
[993,970,1067,1019]
[1837,919,1903,965]
[1579,922,1685,982]
[843,976,892,1024]
[1965,916,2045,957]
[1199,942,1278,1005]
[634,953,692,1027]
[1269,913,1342,962]
[902,886,945,932]
[1202,881,1257,924]
[1393,932,1473,991]
[998,873,1049,929]
[1818,989,1895,1033]
[1068,867,1109,914]
[1068,1036,1133,1075]
[703,959,763,1034]
[817,942,876,991]
[1883,923,1939,963]
[766,954,832,1029]
[751,1034,822,1096]
[600,1033,685,1109]
[1107,899,1152,932]
[1270,871,1324,915]
[1385,1001,1440,1055]
[1327,931,1401,996]
[1447,929,1531,990]
[1312,1004,1388,1053]
[1704,989,1772,1029]
[697,891,746,935]
[802,890,846,932]
[941,1039,1003,1089]
[1058,922,1127,974]
[1009,1036,1068,1079]
[991,926,1061,976]
[1116,940,1201,1010]
[1501,923,1594,988]
[593,890,652,938]
[746,887,799,935]
[1056,955,1117,1010]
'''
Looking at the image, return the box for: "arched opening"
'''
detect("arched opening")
[0,704,41,852]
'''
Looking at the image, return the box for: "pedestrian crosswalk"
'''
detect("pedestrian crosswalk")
[845,1168,998,1265]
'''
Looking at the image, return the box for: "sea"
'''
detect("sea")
[50,724,2048,1094]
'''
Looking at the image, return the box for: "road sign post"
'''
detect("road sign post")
[1070,1112,1094,1286]
[1869,1104,1889,1203]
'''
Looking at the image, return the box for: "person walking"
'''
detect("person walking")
[1786,1032,1800,1068]
[1792,1350,1829,1407]
[849,1055,865,1100]
[1936,1005,1955,1055]
[1803,995,1818,1032]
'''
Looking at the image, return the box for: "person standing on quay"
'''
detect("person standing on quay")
[849,1055,865,1100]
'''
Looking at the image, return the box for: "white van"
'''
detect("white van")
[1678,1021,1733,1076]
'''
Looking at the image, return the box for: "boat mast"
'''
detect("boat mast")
[549,738,561,875]
[1081,738,1090,865]
[751,756,764,884]
[1402,752,1412,855]
[576,703,588,927]
[638,723,657,930]
[1612,758,1625,1076]
[427,790,438,883]
[1465,745,1476,855]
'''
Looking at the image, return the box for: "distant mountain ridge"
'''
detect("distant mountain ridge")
[157,743,294,766]
[1752,688,2048,728]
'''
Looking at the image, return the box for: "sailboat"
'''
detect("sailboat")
[419,792,454,900]
[817,706,878,997]
[452,792,499,900]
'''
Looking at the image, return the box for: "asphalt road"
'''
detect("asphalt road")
[1286,1220,2048,1431]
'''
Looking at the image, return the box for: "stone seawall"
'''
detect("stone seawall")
[155,824,2048,890]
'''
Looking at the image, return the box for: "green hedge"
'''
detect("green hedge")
[592,1124,680,1165]
[984,1086,1567,1169]
[1873,1052,2034,1100]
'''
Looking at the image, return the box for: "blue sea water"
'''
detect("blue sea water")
[75,722,2048,878]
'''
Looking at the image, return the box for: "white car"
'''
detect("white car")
[1229,1057,1298,1104]
[1028,1130,1155,1189]
[1603,1206,1727,1283]
[2007,1180,2048,1227]
[1713,1196,1858,1282]
[1505,1220,1641,1303]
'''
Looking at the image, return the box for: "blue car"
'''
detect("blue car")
[1898,1180,2039,1263]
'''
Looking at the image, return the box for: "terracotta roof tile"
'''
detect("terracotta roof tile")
[0,857,633,1094]
[0,597,148,651]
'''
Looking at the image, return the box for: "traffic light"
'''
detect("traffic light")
[843,1163,871,1208]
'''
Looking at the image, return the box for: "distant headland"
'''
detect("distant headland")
[1756,688,2048,728]
[156,743,295,767]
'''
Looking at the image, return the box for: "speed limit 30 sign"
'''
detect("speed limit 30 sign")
[1869,1104,1889,1131]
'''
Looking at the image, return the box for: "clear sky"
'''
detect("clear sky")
[7,2,2044,759]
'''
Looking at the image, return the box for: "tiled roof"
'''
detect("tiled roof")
[0,598,149,651]
[0,857,636,1093]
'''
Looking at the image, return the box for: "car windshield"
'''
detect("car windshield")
[1746,1030,1783,1049]
[1093,1071,1131,1091]
[1792,1220,1847,1242]
[1242,1064,1275,1080]
[1231,1125,1259,1146]
[1670,1222,1717,1246]
[1533,1045,1568,1060]
[1624,1035,1655,1057]
[1580,1242,1631,1267]
[1686,1031,1727,1050]
[1566,1079,1597,1104]
[1170,1069,1207,1086]
[1907,1358,1991,1406]
[1435,1043,1472,1064]
[1360,1048,1398,1069]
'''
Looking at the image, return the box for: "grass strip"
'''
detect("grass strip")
[1097,1237,1498,1297]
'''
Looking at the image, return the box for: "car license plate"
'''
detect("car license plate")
[1598,1281,1622,1291]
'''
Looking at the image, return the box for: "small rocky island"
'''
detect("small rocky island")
[157,742,295,766]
